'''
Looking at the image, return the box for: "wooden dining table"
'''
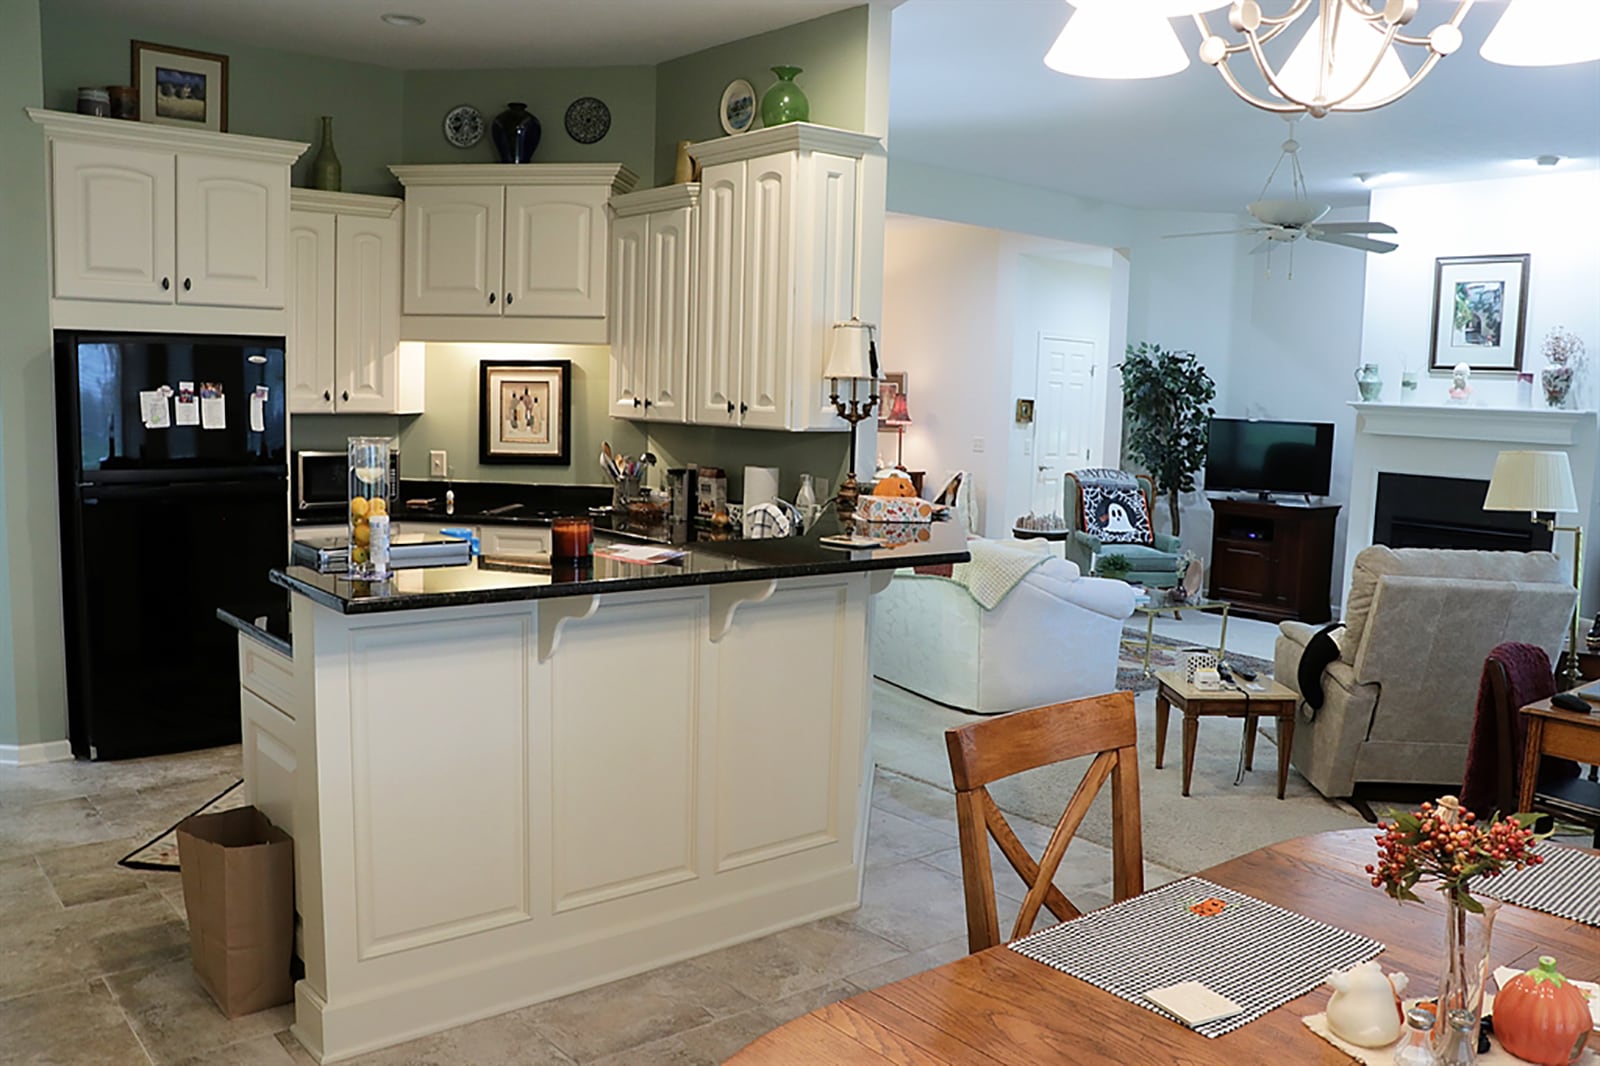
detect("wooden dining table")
[729,830,1600,1064]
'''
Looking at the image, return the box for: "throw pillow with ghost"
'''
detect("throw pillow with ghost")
[1080,484,1153,546]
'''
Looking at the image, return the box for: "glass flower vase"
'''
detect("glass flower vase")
[1433,896,1498,1057]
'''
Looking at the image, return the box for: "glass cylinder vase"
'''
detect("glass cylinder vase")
[347,436,392,580]
[1432,897,1498,1057]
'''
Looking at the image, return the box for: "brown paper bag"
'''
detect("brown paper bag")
[176,806,294,1018]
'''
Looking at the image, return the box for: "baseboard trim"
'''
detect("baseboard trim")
[0,740,74,766]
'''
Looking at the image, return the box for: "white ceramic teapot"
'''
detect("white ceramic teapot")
[1325,961,1408,1048]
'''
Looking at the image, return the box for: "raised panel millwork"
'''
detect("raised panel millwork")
[695,167,744,424]
[646,208,694,420]
[241,689,298,840]
[287,211,336,413]
[608,213,647,418]
[176,154,285,308]
[404,186,503,315]
[504,189,606,318]
[336,214,401,413]
[50,140,174,303]
[715,584,848,869]
[795,154,859,429]
[348,616,531,957]
[549,595,701,910]
[740,154,795,430]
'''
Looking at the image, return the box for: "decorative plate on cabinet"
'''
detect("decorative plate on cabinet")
[443,104,485,148]
[720,79,757,135]
[564,96,611,144]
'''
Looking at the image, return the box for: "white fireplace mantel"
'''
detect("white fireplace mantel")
[1345,402,1600,617]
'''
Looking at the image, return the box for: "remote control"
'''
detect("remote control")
[1231,666,1258,682]
[1552,692,1592,713]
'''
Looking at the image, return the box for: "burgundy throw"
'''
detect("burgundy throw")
[1460,642,1578,818]
[914,564,955,578]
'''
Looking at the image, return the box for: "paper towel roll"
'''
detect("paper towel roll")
[743,466,780,509]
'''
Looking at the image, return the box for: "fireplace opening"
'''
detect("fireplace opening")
[1373,473,1554,553]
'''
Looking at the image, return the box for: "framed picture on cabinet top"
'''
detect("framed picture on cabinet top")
[1428,253,1530,373]
[877,371,907,429]
[479,361,571,465]
[132,40,229,132]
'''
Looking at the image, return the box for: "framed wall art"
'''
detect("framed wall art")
[132,40,229,132]
[479,361,571,465]
[877,371,907,429]
[1428,253,1531,373]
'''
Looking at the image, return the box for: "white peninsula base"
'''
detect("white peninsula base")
[237,571,887,1063]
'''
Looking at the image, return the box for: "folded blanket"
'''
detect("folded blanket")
[950,538,1051,610]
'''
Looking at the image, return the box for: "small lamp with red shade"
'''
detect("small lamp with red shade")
[883,390,912,470]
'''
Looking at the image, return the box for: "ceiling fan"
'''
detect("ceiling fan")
[1166,121,1398,275]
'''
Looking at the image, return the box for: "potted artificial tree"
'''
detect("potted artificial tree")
[1118,342,1216,538]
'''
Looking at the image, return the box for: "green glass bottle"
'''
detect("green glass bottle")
[310,115,342,192]
[760,66,809,127]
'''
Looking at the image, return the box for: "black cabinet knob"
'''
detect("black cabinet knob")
[740,402,748,415]
[323,390,331,402]
[644,398,652,409]
[726,401,735,414]
[488,292,496,305]
[342,390,349,402]
[633,397,641,408]
[505,292,513,306]
[160,277,170,291]
[182,278,191,291]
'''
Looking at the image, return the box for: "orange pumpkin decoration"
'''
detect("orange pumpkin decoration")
[1494,956,1592,1066]
[1187,897,1227,916]
[872,474,918,498]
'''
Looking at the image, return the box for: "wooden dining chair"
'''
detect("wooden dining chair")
[944,690,1144,954]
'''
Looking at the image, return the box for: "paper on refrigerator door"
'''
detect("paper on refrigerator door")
[249,385,268,432]
[199,382,226,430]
[138,389,171,429]
[175,381,199,426]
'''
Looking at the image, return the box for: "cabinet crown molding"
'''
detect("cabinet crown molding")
[290,189,402,218]
[688,123,883,168]
[27,108,308,164]
[388,163,638,194]
[610,184,700,218]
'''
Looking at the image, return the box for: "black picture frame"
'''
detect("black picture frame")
[478,360,571,465]
[1428,253,1531,373]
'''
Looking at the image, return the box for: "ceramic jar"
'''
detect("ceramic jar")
[492,102,542,164]
[760,66,810,126]
[1354,363,1383,402]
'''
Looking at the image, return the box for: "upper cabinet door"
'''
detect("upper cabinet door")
[503,186,608,318]
[645,206,695,422]
[334,212,403,413]
[695,164,745,425]
[739,153,797,431]
[50,140,175,304]
[403,186,504,316]
[608,212,648,419]
[286,210,336,413]
[175,154,287,308]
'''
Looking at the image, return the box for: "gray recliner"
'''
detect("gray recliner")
[1274,545,1576,799]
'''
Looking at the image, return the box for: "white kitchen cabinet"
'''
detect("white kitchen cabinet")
[609,185,698,423]
[480,525,550,557]
[686,124,881,432]
[390,164,637,345]
[287,191,420,415]
[32,109,303,328]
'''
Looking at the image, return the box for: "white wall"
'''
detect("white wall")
[1361,171,1600,409]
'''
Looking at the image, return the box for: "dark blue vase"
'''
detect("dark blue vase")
[491,102,541,163]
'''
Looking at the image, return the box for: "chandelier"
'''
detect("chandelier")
[1045,0,1600,118]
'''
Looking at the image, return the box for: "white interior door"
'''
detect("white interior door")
[1033,334,1099,516]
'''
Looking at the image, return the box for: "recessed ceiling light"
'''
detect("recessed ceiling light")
[380,13,425,27]
[1536,154,1561,167]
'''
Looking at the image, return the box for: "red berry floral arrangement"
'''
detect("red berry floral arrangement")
[1367,795,1545,911]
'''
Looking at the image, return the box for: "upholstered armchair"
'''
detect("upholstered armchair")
[1274,545,1577,799]
[1063,471,1182,588]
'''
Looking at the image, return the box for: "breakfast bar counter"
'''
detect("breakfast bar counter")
[235,518,967,1063]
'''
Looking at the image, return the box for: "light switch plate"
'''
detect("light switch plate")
[971,436,985,453]
[430,450,448,477]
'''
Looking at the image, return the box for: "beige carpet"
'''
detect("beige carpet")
[870,680,1364,875]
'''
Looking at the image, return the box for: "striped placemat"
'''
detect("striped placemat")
[1009,876,1383,1038]
[1477,845,1600,927]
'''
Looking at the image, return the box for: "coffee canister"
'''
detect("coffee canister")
[77,87,110,117]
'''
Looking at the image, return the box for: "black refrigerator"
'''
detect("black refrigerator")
[56,332,288,760]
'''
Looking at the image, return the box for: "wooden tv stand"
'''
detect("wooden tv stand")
[1207,498,1339,623]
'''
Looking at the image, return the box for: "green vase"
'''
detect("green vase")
[760,66,809,127]
[310,115,342,192]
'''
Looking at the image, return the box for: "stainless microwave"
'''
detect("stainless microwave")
[293,449,400,521]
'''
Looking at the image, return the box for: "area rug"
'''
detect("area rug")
[1117,629,1274,694]
[871,681,1363,875]
[118,779,247,871]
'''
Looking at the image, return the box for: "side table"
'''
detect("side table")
[1154,669,1300,799]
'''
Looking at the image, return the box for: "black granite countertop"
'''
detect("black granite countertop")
[216,599,293,657]
[270,513,969,615]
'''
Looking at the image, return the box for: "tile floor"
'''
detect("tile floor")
[0,745,1185,1065]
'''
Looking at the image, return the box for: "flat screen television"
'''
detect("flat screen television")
[1204,417,1334,498]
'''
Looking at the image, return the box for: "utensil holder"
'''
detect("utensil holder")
[613,476,641,510]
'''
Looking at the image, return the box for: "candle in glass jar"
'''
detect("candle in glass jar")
[551,517,593,561]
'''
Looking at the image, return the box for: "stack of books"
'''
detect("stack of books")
[291,533,472,573]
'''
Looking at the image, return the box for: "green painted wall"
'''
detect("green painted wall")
[39,0,405,195]
[643,424,851,505]
[401,67,657,184]
[653,6,871,186]
[0,0,67,749]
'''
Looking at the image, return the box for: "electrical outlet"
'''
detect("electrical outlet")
[1022,439,1032,456]
[430,450,448,478]
[971,436,985,454]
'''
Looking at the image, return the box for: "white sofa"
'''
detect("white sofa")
[872,553,1137,715]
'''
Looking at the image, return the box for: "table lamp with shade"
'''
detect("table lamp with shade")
[824,318,880,511]
[1483,449,1587,687]
[883,390,912,470]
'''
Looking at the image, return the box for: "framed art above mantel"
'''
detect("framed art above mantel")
[1428,253,1531,373]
